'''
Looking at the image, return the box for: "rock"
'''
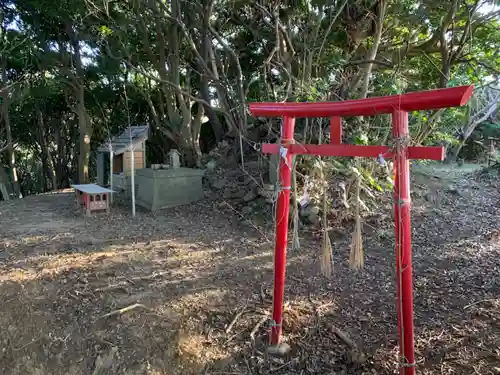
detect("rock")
[308,212,320,225]
[205,160,217,171]
[232,189,247,199]
[253,197,268,208]
[258,185,276,202]
[245,160,260,169]
[223,188,246,199]
[92,347,118,375]
[244,176,259,186]
[241,206,253,215]
[300,204,320,224]
[262,183,274,191]
[212,178,227,189]
[306,205,320,216]
[257,187,273,199]
[224,169,242,178]
[243,189,259,202]
[223,189,233,199]
[266,343,291,357]
[347,348,366,365]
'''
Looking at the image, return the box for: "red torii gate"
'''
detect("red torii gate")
[249,85,474,375]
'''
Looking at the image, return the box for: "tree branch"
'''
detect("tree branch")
[209,24,247,129]
[0,141,10,153]
[152,0,215,78]
[451,0,480,60]
[456,58,500,76]
[463,88,500,139]
[316,0,348,68]
[125,62,227,115]
[253,2,295,56]
[357,0,388,98]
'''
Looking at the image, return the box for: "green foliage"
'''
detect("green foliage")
[480,122,500,139]
[1,0,499,195]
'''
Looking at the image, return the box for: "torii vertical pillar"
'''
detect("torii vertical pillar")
[392,109,415,371]
[250,85,474,375]
[270,116,295,344]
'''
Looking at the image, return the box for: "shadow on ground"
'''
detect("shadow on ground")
[0,171,499,375]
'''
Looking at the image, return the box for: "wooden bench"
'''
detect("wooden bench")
[72,184,114,216]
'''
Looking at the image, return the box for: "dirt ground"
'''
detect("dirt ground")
[0,166,499,375]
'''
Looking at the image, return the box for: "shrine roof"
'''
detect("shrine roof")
[97,125,150,155]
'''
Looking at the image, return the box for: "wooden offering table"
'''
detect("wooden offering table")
[72,184,114,216]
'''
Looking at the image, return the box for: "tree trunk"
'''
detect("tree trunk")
[445,143,463,163]
[199,2,224,142]
[446,89,500,163]
[176,125,199,168]
[200,75,224,142]
[39,143,49,192]
[66,23,90,184]
[1,96,21,198]
[76,85,91,183]
[37,109,57,190]
[178,123,203,168]
[179,144,198,168]
[191,104,204,167]
[176,103,204,168]
[357,0,387,99]
[0,164,13,199]
[0,51,21,198]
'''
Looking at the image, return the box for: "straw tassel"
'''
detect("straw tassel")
[349,176,364,271]
[291,156,300,251]
[320,189,333,276]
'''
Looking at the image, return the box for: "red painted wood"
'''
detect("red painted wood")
[408,147,445,160]
[271,116,295,345]
[261,143,445,161]
[330,117,342,144]
[249,85,473,118]
[254,85,474,372]
[392,110,415,375]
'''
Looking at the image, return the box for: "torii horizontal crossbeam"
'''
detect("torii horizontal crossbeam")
[249,85,474,375]
[250,85,473,118]
[261,143,445,160]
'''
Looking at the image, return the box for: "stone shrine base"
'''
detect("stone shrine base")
[135,167,205,211]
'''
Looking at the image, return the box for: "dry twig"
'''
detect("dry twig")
[225,306,247,334]
[464,298,498,310]
[99,303,147,319]
[250,314,269,341]
[331,326,357,349]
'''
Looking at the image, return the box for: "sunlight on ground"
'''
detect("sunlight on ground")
[414,162,483,180]
[0,251,129,282]
[1,173,499,375]
[0,237,227,283]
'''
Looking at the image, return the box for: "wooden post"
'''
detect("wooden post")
[249,85,475,372]
[130,145,136,217]
[97,152,105,185]
[330,117,342,144]
[109,147,114,204]
[0,183,9,201]
[270,116,295,345]
[392,109,415,375]
[85,194,91,217]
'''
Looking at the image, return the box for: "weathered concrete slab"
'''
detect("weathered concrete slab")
[135,168,205,211]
